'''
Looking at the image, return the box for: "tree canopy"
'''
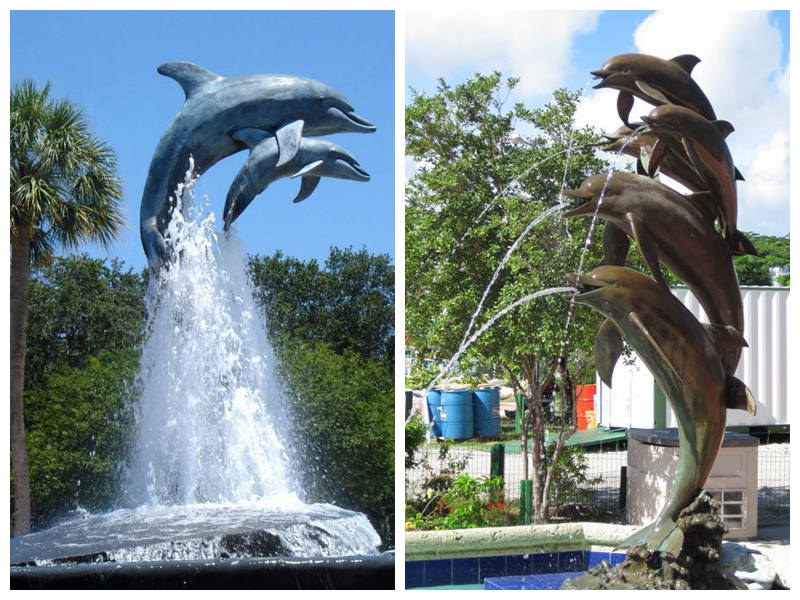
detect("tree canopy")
[734,232,790,286]
[405,73,608,380]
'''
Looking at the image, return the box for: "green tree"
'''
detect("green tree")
[406,73,608,522]
[25,255,147,391]
[248,246,394,360]
[277,339,394,545]
[734,232,789,286]
[25,349,139,527]
[11,79,123,534]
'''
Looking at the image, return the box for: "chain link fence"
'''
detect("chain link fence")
[406,439,789,525]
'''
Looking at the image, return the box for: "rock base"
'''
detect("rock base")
[562,491,746,590]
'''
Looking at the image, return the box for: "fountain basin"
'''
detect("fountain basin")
[11,554,395,590]
[11,501,390,589]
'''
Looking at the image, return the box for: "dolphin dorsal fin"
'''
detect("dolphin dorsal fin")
[726,375,757,415]
[157,62,221,100]
[711,120,735,139]
[670,54,701,75]
[275,120,304,167]
[231,128,272,150]
[735,167,745,182]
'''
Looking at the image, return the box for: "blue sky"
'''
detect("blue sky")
[406,10,790,237]
[11,10,395,272]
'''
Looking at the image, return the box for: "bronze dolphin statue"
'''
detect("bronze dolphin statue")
[602,125,708,191]
[640,104,755,256]
[562,172,744,376]
[591,53,716,126]
[567,266,755,557]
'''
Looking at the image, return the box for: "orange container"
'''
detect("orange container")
[575,384,596,430]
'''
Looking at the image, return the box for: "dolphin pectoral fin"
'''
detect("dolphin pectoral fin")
[705,323,747,374]
[596,318,623,388]
[735,167,745,182]
[636,157,649,176]
[625,212,667,288]
[670,54,701,75]
[275,120,304,167]
[646,139,668,177]
[681,138,705,178]
[157,62,221,100]
[726,375,757,415]
[711,120,736,139]
[602,221,630,266]
[293,176,321,203]
[629,311,682,384]
[290,160,324,178]
[635,80,671,105]
[231,128,272,150]
[617,92,634,125]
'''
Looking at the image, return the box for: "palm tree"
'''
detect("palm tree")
[10,79,123,535]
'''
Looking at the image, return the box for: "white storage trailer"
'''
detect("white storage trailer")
[595,286,789,429]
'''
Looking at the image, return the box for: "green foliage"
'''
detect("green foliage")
[404,361,440,390]
[276,338,393,540]
[405,414,427,469]
[406,473,505,530]
[405,73,607,374]
[24,349,139,527]
[545,442,602,514]
[11,79,123,262]
[733,232,790,286]
[25,255,147,391]
[248,246,394,359]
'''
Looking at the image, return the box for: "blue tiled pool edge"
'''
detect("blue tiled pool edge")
[406,550,625,589]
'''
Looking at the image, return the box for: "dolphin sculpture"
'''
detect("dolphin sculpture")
[222,129,370,230]
[567,266,755,557]
[591,53,716,126]
[640,104,755,256]
[562,172,744,376]
[602,125,708,192]
[139,61,376,270]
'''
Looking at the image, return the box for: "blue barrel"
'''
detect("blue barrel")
[473,387,501,437]
[426,388,442,436]
[440,389,474,439]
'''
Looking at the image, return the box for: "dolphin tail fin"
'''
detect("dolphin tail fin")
[726,375,757,415]
[615,519,684,558]
[157,62,221,100]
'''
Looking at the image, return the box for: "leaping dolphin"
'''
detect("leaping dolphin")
[562,172,745,376]
[640,104,755,256]
[222,129,370,231]
[567,266,754,557]
[139,61,376,270]
[591,53,716,126]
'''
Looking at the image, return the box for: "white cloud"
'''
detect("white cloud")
[405,11,600,97]
[576,10,788,235]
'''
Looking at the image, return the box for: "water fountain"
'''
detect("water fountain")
[559,51,757,590]
[11,63,392,590]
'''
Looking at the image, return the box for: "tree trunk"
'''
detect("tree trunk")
[10,223,33,536]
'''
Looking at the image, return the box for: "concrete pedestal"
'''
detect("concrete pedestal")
[627,428,758,540]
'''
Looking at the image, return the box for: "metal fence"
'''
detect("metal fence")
[406,440,789,525]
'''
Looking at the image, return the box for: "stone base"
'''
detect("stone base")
[562,491,746,590]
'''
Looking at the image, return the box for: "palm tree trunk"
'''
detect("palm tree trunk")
[10,223,32,535]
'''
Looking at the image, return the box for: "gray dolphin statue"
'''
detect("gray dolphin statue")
[591,53,716,126]
[640,104,755,256]
[139,61,376,270]
[222,129,370,230]
[562,172,745,376]
[567,266,755,557]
